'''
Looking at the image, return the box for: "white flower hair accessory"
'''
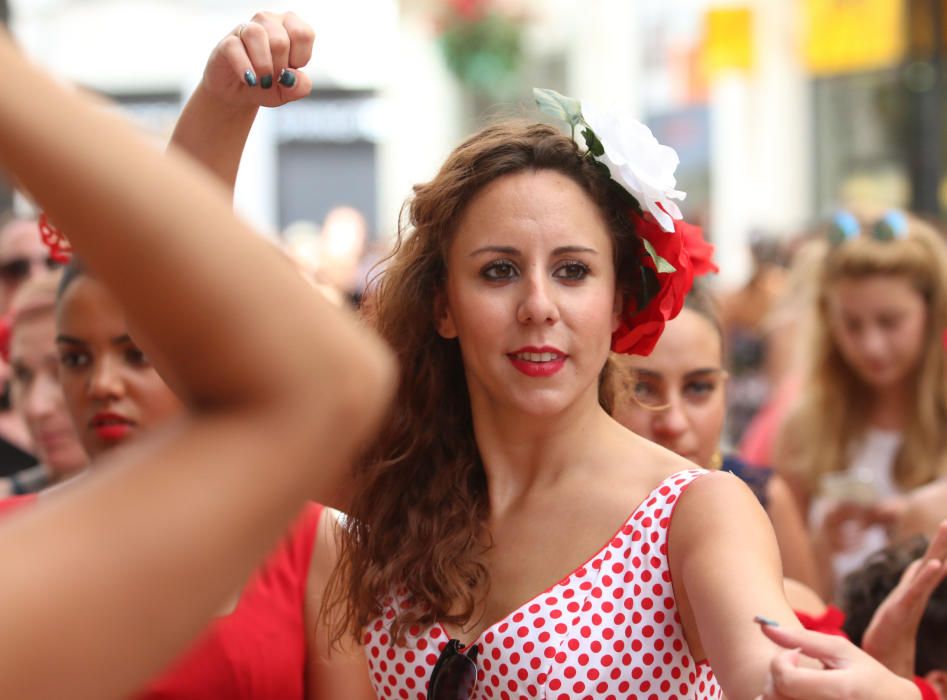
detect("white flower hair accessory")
[533,88,685,232]
[533,87,718,358]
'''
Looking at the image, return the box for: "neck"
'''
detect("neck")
[869,380,911,430]
[467,381,614,517]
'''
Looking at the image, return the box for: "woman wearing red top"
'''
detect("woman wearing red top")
[0,14,377,693]
[0,12,393,700]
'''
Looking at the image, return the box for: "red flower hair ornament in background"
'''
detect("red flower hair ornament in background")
[534,88,718,356]
[0,313,10,363]
[38,212,73,264]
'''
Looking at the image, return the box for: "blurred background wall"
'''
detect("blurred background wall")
[3,0,943,289]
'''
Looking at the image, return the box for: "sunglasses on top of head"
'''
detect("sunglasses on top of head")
[827,210,908,247]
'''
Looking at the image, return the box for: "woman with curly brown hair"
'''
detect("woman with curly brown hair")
[334,124,809,700]
[179,15,807,699]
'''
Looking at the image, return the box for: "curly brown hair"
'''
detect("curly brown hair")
[325,121,646,644]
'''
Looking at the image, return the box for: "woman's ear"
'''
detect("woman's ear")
[434,290,458,339]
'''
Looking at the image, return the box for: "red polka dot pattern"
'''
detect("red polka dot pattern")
[364,469,722,699]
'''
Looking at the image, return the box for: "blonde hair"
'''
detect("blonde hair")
[778,215,947,494]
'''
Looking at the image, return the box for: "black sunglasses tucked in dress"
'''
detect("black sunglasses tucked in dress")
[427,638,479,700]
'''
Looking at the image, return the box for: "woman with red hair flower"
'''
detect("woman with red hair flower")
[173,21,808,697]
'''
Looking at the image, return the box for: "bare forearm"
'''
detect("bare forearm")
[0,406,363,700]
[0,22,393,700]
[0,31,349,410]
[170,82,258,193]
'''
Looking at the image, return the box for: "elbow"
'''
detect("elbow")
[305,328,397,447]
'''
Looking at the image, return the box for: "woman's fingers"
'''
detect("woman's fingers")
[283,11,316,69]
[769,649,846,700]
[899,558,946,613]
[921,519,947,569]
[217,33,257,88]
[759,623,847,668]
[238,21,275,88]
[209,12,314,99]
[251,12,292,87]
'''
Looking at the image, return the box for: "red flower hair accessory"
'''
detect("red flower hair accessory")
[0,313,10,364]
[38,212,73,264]
[611,213,718,356]
[531,88,717,356]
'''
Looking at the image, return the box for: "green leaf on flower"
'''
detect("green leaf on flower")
[533,88,583,127]
[641,238,677,273]
[581,127,605,158]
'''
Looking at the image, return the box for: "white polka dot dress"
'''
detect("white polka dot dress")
[363,468,722,700]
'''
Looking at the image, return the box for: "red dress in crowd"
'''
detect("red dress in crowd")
[0,495,322,700]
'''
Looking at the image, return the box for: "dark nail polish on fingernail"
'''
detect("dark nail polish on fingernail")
[244,70,258,87]
[753,615,779,627]
[278,69,296,88]
[261,74,273,89]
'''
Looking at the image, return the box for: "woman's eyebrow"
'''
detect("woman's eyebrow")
[55,334,86,345]
[683,368,724,379]
[469,245,519,257]
[552,246,598,256]
[468,245,600,257]
[631,368,662,379]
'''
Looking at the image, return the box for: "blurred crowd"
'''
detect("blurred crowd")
[5,187,947,695]
[5,6,947,700]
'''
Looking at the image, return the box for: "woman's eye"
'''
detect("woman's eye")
[10,365,32,385]
[59,351,90,369]
[878,314,902,331]
[482,261,517,280]
[125,348,150,367]
[634,380,659,399]
[683,381,716,400]
[554,261,590,281]
[842,318,862,335]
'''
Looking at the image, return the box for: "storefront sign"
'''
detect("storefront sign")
[804,0,904,75]
[704,6,754,74]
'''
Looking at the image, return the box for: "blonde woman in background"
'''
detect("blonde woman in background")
[776,211,947,593]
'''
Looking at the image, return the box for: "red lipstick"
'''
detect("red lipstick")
[507,346,567,377]
[90,412,134,443]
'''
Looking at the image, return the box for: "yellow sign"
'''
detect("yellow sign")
[804,0,904,75]
[704,7,754,75]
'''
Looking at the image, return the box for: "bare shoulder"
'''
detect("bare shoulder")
[304,507,342,641]
[670,470,772,543]
[678,467,760,500]
[307,506,343,590]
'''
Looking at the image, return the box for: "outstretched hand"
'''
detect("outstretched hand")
[754,625,921,700]
[861,519,947,678]
[202,11,314,109]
